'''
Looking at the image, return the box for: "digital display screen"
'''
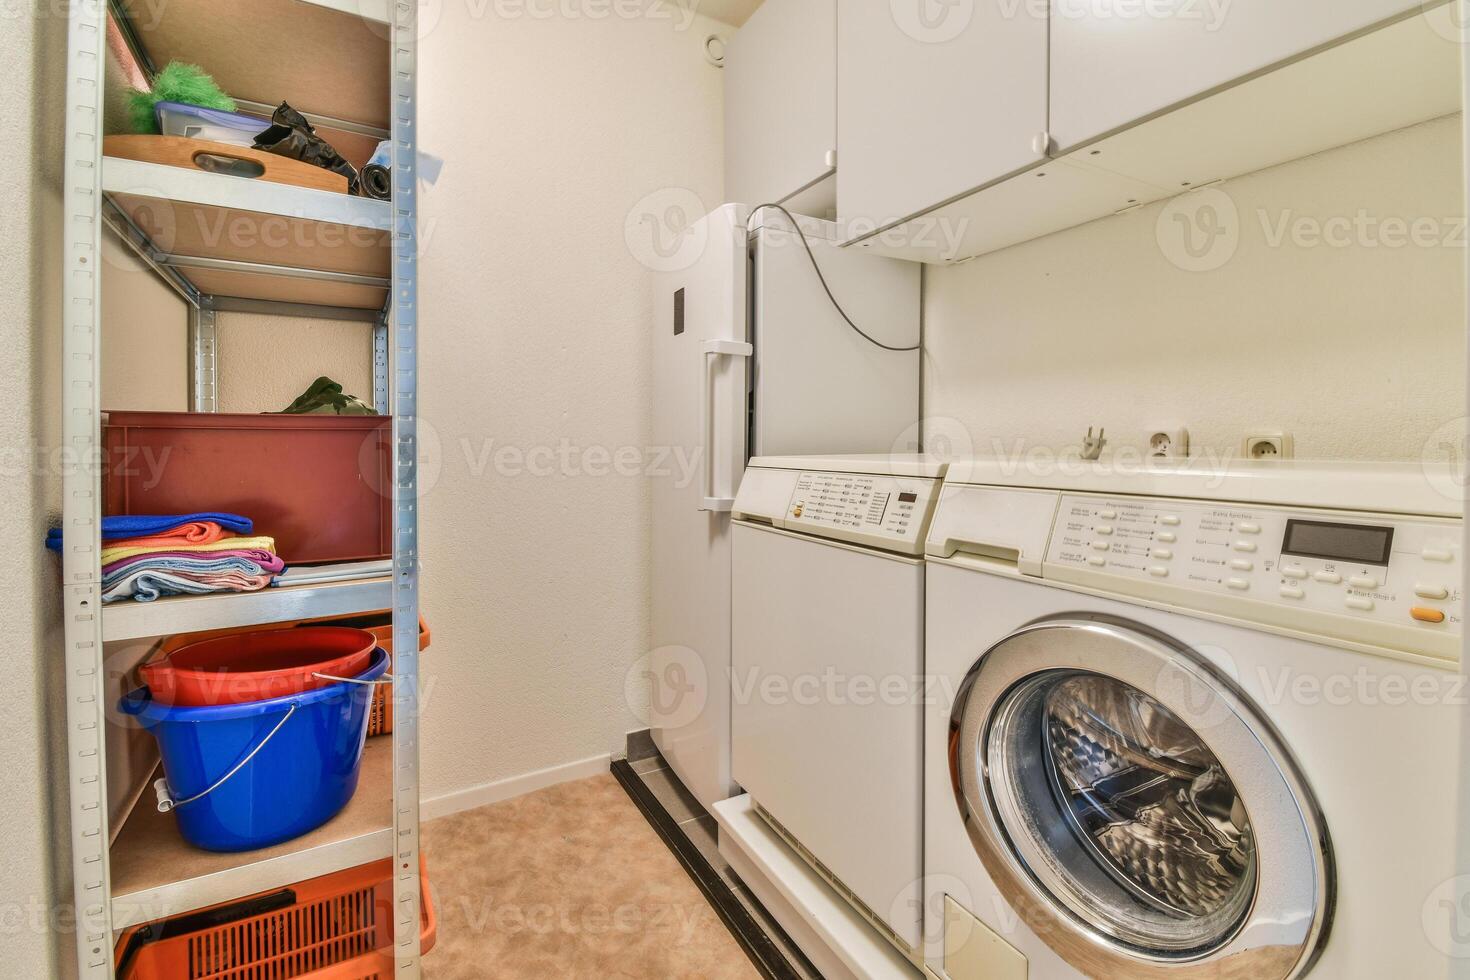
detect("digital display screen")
[898,492,918,503]
[1282,520,1393,566]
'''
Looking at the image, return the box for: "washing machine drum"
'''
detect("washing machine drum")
[951,615,1333,979]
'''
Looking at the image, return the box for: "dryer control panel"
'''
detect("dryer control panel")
[732,465,943,556]
[1045,493,1462,664]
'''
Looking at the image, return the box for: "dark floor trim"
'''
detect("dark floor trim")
[610,759,804,980]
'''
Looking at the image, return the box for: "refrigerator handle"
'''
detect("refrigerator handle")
[698,339,754,512]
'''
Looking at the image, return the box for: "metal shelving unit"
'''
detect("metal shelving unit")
[61,0,422,975]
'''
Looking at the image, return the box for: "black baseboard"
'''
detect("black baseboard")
[610,759,805,980]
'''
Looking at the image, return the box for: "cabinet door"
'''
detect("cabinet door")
[837,1,1048,229]
[1050,0,1425,151]
[724,0,837,207]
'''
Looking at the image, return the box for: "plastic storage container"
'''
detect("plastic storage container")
[296,612,431,736]
[114,856,437,979]
[140,626,377,706]
[120,650,388,852]
[154,101,271,147]
[103,412,392,565]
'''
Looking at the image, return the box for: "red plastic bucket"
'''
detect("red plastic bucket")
[140,626,376,706]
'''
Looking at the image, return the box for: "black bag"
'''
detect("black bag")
[253,102,360,194]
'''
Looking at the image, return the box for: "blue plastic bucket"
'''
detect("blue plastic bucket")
[120,648,388,852]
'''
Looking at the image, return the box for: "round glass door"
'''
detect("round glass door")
[951,616,1331,978]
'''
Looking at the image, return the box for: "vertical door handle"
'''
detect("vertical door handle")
[699,339,753,512]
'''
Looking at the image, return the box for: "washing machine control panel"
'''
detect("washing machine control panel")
[1046,493,1462,663]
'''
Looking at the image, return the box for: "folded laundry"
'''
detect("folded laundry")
[88,523,237,553]
[101,552,286,584]
[102,568,274,603]
[45,512,254,550]
[101,536,276,566]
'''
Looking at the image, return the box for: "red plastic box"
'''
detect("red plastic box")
[103,412,392,565]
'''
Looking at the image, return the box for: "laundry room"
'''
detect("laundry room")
[4,2,1469,979]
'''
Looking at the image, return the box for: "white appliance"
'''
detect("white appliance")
[729,454,946,954]
[650,205,921,810]
[922,459,1463,980]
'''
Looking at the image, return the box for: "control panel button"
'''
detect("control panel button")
[1423,548,1454,563]
[1151,548,1173,560]
[1149,566,1169,578]
[1090,540,1110,552]
[1227,578,1250,591]
[1349,576,1379,590]
[1161,515,1181,526]
[1157,532,1178,544]
[1411,607,1447,624]
[1098,510,1118,520]
[1314,571,1342,585]
[1346,597,1375,612]
[1087,555,1107,567]
[1233,541,1258,553]
[1095,525,1115,536]
[1415,584,1451,600]
[1280,586,1305,599]
[1282,566,1308,580]
[1230,559,1254,571]
[1237,522,1262,534]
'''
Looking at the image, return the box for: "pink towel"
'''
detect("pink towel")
[101,549,284,578]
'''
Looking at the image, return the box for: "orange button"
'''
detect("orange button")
[1411,607,1447,624]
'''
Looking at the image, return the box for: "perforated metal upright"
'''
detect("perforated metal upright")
[62,0,424,974]
[388,0,424,975]
[61,2,114,976]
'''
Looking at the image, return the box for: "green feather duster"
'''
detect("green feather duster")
[128,62,236,135]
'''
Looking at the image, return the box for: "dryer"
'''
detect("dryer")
[921,459,1463,980]
[730,454,946,957]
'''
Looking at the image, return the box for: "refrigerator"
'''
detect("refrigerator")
[650,203,921,809]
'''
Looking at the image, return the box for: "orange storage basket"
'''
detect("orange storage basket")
[114,857,436,980]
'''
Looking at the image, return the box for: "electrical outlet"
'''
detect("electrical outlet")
[1244,434,1294,460]
[1148,428,1190,459]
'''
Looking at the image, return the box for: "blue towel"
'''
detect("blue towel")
[45,513,254,551]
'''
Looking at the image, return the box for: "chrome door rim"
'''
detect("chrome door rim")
[950,614,1334,979]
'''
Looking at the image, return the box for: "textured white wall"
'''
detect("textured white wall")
[102,237,189,411]
[215,313,376,414]
[2,6,67,977]
[924,115,1466,464]
[417,6,724,798]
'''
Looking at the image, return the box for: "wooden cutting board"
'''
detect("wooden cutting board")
[104,135,350,194]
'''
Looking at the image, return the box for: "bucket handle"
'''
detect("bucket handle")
[311,671,396,685]
[154,703,299,813]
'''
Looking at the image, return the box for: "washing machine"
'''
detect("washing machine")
[730,454,946,958]
[921,459,1463,980]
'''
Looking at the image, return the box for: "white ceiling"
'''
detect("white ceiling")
[696,0,763,27]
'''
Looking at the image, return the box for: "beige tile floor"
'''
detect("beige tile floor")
[421,773,760,980]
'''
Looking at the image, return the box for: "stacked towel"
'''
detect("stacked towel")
[46,514,284,603]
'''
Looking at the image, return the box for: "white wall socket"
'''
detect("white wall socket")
[1148,428,1190,458]
[1244,433,1294,460]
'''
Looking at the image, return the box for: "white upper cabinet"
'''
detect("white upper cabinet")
[837,0,1049,230]
[1050,0,1429,151]
[724,0,838,209]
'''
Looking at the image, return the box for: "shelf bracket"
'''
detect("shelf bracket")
[189,300,220,413]
[374,312,390,415]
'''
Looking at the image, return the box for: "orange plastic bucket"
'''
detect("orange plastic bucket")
[140,626,376,706]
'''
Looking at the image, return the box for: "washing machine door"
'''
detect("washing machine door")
[951,615,1333,979]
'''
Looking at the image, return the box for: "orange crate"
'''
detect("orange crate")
[115,857,435,980]
[155,612,431,737]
